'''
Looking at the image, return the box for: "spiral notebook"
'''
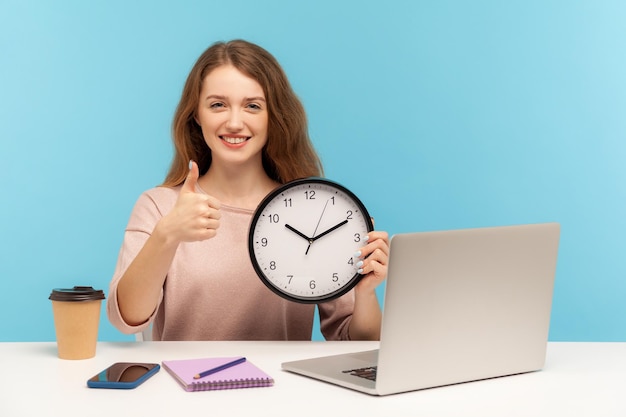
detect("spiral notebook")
[162,356,274,392]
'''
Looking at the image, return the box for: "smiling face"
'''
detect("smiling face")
[196,64,269,169]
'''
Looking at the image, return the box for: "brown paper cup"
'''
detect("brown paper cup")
[49,286,105,360]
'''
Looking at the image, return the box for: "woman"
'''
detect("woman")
[107,39,389,341]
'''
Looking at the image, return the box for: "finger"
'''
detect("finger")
[358,235,390,259]
[205,195,222,212]
[365,260,387,282]
[356,260,387,290]
[367,245,387,260]
[359,248,388,271]
[195,228,218,241]
[368,231,389,246]
[181,160,200,194]
[367,249,388,272]
[203,217,221,231]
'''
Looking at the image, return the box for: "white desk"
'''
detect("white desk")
[1,341,624,416]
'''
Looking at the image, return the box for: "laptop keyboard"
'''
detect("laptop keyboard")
[342,366,377,381]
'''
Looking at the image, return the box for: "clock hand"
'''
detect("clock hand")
[285,224,312,242]
[305,198,331,255]
[311,220,349,242]
[311,199,330,238]
[285,224,316,255]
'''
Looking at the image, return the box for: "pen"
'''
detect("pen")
[193,357,247,379]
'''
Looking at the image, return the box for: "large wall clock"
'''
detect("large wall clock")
[248,178,373,303]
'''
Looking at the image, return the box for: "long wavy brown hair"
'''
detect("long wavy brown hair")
[162,39,323,187]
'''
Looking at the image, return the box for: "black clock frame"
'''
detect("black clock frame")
[248,177,374,304]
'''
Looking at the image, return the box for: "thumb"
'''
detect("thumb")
[181,160,199,193]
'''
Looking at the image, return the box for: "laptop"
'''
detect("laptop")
[282,223,560,395]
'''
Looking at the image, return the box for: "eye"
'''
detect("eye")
[246,103,262,111]
[209,102,226,109]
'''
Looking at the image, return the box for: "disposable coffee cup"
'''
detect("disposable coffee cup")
[49,286,105,360]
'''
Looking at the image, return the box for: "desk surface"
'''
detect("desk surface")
[1,341,624,417]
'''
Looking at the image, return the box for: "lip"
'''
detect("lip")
[219,135,250,147]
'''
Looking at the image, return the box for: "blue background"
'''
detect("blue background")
[1,0,624,342]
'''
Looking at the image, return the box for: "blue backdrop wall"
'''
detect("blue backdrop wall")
[1,0,624,342]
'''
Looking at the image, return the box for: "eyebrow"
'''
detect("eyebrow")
[204,94,266,102]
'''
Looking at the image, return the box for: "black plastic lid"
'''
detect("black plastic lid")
[49,286,106,302]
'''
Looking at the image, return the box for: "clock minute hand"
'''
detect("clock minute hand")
[311,220,349,242]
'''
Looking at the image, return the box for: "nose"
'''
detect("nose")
[226,109,244,131]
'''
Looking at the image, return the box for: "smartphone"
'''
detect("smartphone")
[87,362,160,389]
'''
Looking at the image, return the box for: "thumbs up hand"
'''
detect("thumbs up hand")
[159,161,221,243]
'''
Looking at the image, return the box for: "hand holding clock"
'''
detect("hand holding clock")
[353,230,389,292]
[348,229,389,340]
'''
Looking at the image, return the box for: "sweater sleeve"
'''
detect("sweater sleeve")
[106,188,175,335]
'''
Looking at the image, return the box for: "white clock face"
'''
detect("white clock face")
[249,178,373,303]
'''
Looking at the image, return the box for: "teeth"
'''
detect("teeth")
[222,136,247,144]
